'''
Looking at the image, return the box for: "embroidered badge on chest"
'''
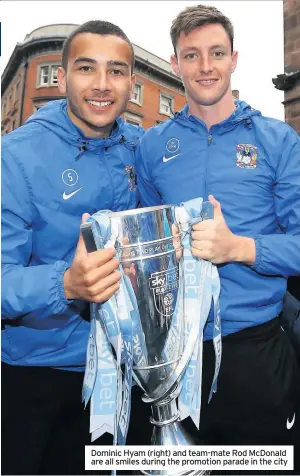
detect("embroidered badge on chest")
[236,144,258,169]
[125,165,137,191]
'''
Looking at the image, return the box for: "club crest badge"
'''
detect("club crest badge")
[125,165,137,191]
[236,144,258,169]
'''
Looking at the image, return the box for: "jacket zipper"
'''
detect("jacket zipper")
[204,132,213,199]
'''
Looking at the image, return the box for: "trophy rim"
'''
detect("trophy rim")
[109,204,174,218]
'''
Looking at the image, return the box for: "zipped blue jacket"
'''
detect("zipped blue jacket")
[2,99,144,369]
[136,100,300,339]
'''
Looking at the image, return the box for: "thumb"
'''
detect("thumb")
[82,213,90,224]
[76,213,91,256]
[208,195,222,218]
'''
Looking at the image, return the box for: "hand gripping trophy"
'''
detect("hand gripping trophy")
[81,199,221,476]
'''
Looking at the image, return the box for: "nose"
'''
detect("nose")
[199,55,213,74]
[91,70,111,92]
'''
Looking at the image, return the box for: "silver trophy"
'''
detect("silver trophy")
[82,205,208,476]
[109,205,206,476]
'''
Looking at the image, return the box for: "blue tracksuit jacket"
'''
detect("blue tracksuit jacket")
[2,99,144,369]
[136,100,300,339]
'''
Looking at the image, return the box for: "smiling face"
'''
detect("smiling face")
[58,32,135,138]
[171,23,237,111]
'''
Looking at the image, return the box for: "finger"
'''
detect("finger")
[192,230,214,241]
[208,195,222,218]
[92,282,121,304]
[191,246,211,260]
[87,248,117,268]
[88,270,122,298]
[82,213,90,224]
[192,220,214,232]
[76,219,92,259]
[171,224,179,236]
[83,254,120,283]
[191,239,212,252]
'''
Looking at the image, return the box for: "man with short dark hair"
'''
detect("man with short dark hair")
[1,20,145,475]
[136,4,300,471]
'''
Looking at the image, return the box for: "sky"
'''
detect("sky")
[0,0,284,120]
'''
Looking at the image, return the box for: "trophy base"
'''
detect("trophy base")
[136,387,210,476]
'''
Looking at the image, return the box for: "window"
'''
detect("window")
[38,64,60,87]
[124,111,142,127]
[33,101,49,112]
[50,66,58,85]
[159,93,173,116]
[130,83,143,106]
[39,66,49,86]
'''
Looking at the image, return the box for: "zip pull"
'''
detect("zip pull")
[208,134,212,146]
[80,141,88,152]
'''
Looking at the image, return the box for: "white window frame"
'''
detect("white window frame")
[37,63,60,88]
[33,101,49,112]
[123,111,143,127]
[39,66,49,86]
[130,83,143,106]
[159,92,174,117]
[50,66,59,85]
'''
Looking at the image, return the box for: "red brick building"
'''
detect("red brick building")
[1,24,187,134]
[273,0,300,133]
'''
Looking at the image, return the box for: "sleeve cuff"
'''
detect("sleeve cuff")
[55,261,75,311]
[250,235,263,273]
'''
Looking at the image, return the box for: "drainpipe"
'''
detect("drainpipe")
[19,56,28,127]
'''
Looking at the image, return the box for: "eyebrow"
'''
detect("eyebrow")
[73,57,129,69]
[181,44,228,53]
[210,44,227,50]
[107,60,129,69]
[73,57,97,65]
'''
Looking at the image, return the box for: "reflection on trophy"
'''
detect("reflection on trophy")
[105,205,208,476]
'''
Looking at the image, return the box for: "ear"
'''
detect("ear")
[57,66,67,94]
[129,73,136,100]
[171,54,181,78]
[231,50,238,74]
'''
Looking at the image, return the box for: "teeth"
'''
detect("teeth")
[87,100,112,107]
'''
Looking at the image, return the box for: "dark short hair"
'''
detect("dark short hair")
[62,20,135,71]
[170,4,234,55]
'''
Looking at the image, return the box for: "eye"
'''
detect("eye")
[213,51,225,58]
[79,65,93,72]
[184,53,198,60]
[111,69,123,75]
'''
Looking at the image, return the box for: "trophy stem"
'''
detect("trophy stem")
[147,385,195,446]
[136,386,209,475]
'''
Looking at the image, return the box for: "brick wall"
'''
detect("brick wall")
[284,0,300,132]
[1,64,24,134]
